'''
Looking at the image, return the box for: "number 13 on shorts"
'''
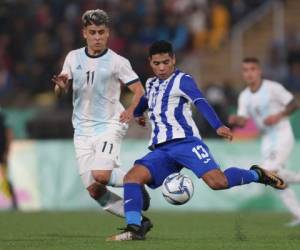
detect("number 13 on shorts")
[192,145,211,164]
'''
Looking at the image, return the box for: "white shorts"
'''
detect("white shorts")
[74,125,127,187]
[261,129,295,171]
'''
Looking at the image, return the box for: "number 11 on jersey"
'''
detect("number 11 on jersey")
[86,71,95,86]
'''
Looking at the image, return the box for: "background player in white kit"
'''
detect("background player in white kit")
[229,57,300,226]
[52,9,151,228]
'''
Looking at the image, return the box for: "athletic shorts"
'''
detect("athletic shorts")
[261,129,295,171]
[135,136,220,189]
[74,125,127,187]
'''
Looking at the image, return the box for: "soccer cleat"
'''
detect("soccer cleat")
[141,185,151,211]
[250,165,287,190]
[141,215,153,235]
[106,224,145,241]
[286,218,300,227]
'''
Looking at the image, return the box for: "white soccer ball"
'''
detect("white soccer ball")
[162,173,194,205]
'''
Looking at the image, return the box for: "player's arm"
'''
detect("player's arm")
[180,75,233,140]
[228,115,248,128]
[52,74,71,97]
[120,81,145,123]
[53,52,73,97]
[228,92,249,128]
[133,95,148,127]
[264,98,300,126]
[264,84,300,126]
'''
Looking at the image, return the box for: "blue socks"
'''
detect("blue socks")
[124,183,143,226]
[224,167,259,188]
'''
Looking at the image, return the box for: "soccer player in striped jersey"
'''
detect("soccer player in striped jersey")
[229,57,300,226]
[52,9,151,230]
[107,40,286,241]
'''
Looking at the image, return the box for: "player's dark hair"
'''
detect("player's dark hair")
[242,57,260,65]
[82,9,110,27]
[149,40,174,58]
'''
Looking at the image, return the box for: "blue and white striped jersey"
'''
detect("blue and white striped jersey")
[145,69,203,146]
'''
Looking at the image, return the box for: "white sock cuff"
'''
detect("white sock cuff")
[108,168,126,187]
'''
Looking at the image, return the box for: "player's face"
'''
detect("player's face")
[149,53,176,80]
[241,62,262,85]
[83,24,109,53]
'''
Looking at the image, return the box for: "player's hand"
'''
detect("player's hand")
[134,116,146,127]
[228,115,239,125]
[264,113,283,126]
[216,126,233,141]
[120,108,133,123]
[52,74,69,90]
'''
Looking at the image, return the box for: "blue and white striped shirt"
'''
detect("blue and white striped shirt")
[145,69,205,146]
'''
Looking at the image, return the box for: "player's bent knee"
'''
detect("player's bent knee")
[124,164,151,184]
[92,171,111,185]
[87,183,107,200]
[202,170,228,190]
[207,179,228,190]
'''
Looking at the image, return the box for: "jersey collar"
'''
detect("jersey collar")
[85,47,108,58]
[158,69,180,83]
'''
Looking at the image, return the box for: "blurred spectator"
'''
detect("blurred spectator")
[0,0,279,108]
[285,62,300,93]
[230,0,247,24]
[263,45,288,83]
[186,2,209,50]
[208,0,230,50]
[0,58,13,96]
[158,14,189,52]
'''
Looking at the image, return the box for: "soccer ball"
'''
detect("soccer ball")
[161,173,194,205]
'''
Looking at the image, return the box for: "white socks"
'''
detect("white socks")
[94,168,126,217]
[108,168,126,187]
[278,188,300,219]
[97,189,124,217]
[278,169,300,184]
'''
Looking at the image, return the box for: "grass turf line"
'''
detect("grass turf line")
[0,211,300,250]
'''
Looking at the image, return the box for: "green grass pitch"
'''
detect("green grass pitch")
[1,211,300,250]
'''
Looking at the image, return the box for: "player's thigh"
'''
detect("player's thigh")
[167,136,220,178]
[201,169,228,189]
[124,164,152,184]
[74,132,122,187]
[262,137,294,171]
[134,149,182,189]
[92,128,126,169]
[74,135,95,174]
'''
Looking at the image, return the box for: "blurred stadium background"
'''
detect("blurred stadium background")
[0,0,300,248]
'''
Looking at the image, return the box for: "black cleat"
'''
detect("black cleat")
[141,185,151,211]
[141,215,153,235]
[106,224,145,241]
[250,165,287,190]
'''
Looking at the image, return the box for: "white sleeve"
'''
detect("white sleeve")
[60,52,73,80]
[116,57,139,85]
[237,92,250,118]
[272,83,293,105]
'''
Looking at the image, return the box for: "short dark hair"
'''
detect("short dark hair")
[82,9,110,27]
[242,57,260,65]
[149,40,174,57]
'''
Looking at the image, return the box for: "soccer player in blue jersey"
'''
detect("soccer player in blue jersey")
[52,9,151,231]
[107,40,287,241]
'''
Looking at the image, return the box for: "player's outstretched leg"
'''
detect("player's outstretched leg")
[277,169,300,184]
[250,165,287,189]
[106,182,147,241]
[106,168,151,211]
